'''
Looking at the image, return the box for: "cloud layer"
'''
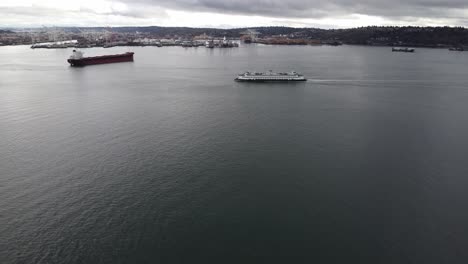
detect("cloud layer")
[127,0,468,20]
[1,0,468,27]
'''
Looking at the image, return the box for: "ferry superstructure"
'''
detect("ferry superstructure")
[392,47,415,52]
[235,71,307,82]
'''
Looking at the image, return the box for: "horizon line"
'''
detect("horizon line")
[2,25,467,30]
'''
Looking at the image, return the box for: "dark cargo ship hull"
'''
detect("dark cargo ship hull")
[67,52,134,66]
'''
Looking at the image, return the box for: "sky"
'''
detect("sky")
[1,0,468,28]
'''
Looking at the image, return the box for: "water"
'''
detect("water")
[1,45,468,263]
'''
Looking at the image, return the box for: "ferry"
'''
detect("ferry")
[235,71,307,82]
[392,47,415,53]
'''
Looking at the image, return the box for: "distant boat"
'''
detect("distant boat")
[67,50,134,67]
[181,41,194,47]
[449,47,465,51]
[235,71,307,82]
[324,41,343,46]
[392,47,415,52]
[205,40,215,48]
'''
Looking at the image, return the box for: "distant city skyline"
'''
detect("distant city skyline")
[1,0,468,28]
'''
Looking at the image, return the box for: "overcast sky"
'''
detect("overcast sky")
[1,0,468,28]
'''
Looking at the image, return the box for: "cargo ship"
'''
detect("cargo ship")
[67,50,134,66]
[235,71,307,82]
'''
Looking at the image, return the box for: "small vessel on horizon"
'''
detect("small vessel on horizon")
[220,36,239,48]
[205,39,215,48]
[235,71,307,82]
[392,47,415,53]
[449,47,466,51]
[67,50,134,66]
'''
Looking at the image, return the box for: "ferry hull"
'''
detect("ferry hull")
[68,52,134,66]
[235,78,307,82]
[392,48,415,53]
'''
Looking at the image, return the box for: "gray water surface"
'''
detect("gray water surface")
[1,45,468,263]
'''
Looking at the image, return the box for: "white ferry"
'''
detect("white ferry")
[235,71,307,82]
[392,47,415,53]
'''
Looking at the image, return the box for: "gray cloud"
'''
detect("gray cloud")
[1,0,468,27]
[0,5,168,27]
[126,0,468,20]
